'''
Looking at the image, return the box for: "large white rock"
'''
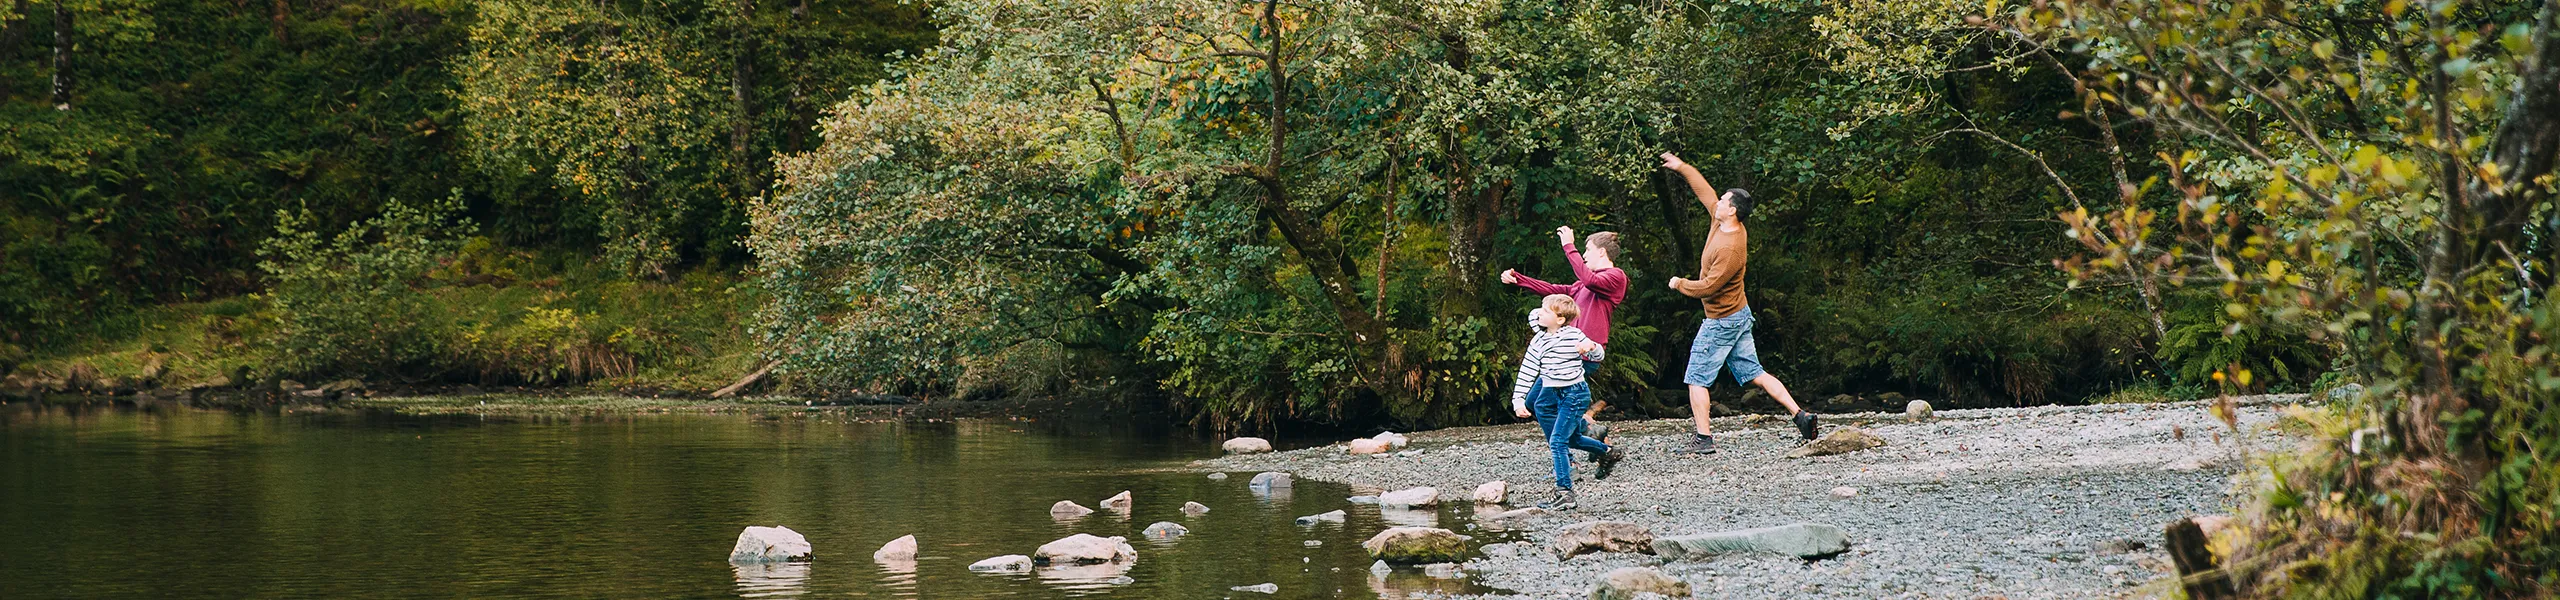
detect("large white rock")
[1652,522,1852,559]
[1905,399,1935,420]
[729,526,813,563]
[1222,437,1274,454]
[1372,431,1410,450]
[1050,500,1096,518]
[1347,438,1392,454]
[1100,490,1133,510]
[872,534,917,561]
[1248,472,1292,491]
[969,554,1033,572]
[1378,486,1439,508]
[1035,533,1137,565]
[1472,481,1509,504]
[1295,510,1347,526]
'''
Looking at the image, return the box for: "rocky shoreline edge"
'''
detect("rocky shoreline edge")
[1196,396,2310,599]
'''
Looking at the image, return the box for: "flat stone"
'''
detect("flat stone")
[1248,472,1292,491]
[1348,438,1392,454]
[969,554,1033,572]
[1100,490,1132,510]
[1206,472,1229,480]
[1181,501,1210,515]
[1296,510,1346,526]
[1590,566,1690,600]
[1230,582,1278,593]
[729,526,813,563]
[1484,507,1551,523]
[1034,533,1136,565]
[1472,481,1508,504]
[1787,427,1887,458]
[1421,563,1463,579]
[1652,522,1852,560]
[1050,500,1095,518]
[872,534,917,561]
[1363,527,1469,563]
[1379,486,1439,508]
[1830,486,1859,499]
[1222,437,1273,454]
[1552,521,1656,558]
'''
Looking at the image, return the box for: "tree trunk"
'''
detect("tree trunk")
[50,0,68,107]
[1,0,26,99]
[269,0,290,45]
[730,0,760,199]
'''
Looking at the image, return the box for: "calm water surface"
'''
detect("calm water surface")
[0,401,1507,599]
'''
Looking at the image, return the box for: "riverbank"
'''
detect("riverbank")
[1199,396,2312,599]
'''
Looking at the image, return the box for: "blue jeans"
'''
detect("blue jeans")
[1529,380,1610,489]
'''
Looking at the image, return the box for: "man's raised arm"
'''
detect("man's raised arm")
[1660,152,1719,209]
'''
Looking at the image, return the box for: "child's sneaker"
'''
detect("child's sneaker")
[1593,448,1625,480]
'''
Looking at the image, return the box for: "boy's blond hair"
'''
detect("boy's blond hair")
[1542,294,1578,323]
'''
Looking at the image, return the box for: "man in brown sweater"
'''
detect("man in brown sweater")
[1660,152,1819,454]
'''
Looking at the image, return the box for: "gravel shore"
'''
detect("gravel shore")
[1199,397,2310,599]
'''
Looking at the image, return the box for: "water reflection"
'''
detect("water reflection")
[1035,562,1136,595]
[732,562,810,598]
[872,557,918,596]
[1378,506,1439,528]
[1369,566,1480,600]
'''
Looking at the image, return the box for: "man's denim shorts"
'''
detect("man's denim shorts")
[1683,306,1765,387]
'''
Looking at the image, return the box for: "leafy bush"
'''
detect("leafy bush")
[256,193,473,377]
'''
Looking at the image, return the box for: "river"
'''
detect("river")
[0,400,1505,598]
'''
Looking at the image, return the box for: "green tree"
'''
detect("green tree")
[2024,0,2560,592]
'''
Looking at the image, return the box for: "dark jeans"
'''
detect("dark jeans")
[1528,379,1610,489]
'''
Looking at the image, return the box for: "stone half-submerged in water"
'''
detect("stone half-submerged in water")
[1362,526,1470,563]
[1141,521,1188,540]
[1034,533,1137,565]
[729,525,813,563]
[1248,472,1292,491]
[968,554,1033,572]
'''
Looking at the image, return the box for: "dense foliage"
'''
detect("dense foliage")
[749,0,2280,430]
[2015,0,2560,593]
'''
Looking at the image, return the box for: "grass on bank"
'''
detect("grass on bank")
[7,244,765,393]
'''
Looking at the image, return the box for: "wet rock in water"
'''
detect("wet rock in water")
[1590,566,1691,600]
[1050,500,1096,519]
[1303,540,1323,547]
[969,554,1033,572]
[1786,427,1887,458]
[1142,522,1188,540]
[1484,507,1551,524]
[1346,495,1380,504]
[728,526,813,563]
[1372,431,1410,450]
[1906,399,1935,420]
[1295,510,1347,525]
[1348,438,1392,455]
[1230,583,1279,594]
[1378,486,1439,508]
[872,534,918,561]
[1034,533,1137,565]
[1422,563,1464,579]
[1222,437,1274,454]
[1472,481,1509,505]
[1369,560,1392,577]
[1363,527,1469,563]
[1652,522,1852,560]
[1100,490,1133,510]
[1205,472,1229,480]
[1181,501,1211,515]
[1552,521,1657,558]
[1830,486,1860,499]
[1248,472,1292,491]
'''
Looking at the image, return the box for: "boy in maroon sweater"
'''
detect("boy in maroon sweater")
[1502,227,1629,437]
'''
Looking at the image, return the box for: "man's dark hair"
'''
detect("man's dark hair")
[1587,231,1622,261]
[1723,188,1755,222]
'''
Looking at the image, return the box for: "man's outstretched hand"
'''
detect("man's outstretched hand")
[1660,152,1687,171]
[1500,269,1520,285]
[1555,225,1576,247]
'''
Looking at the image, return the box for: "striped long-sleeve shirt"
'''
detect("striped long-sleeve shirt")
[1510,325,1605,413]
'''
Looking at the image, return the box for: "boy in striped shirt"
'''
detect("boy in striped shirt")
[1510,294,1626,510]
